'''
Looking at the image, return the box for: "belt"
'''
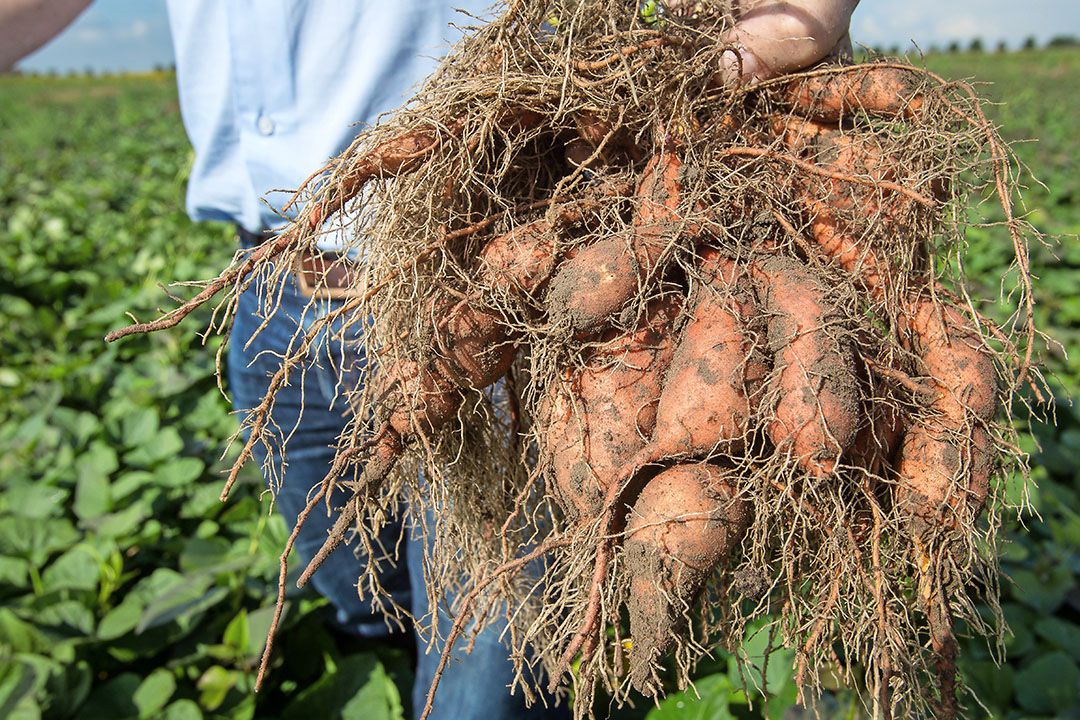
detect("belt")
[294,249,360,299]
[236,225,359,299]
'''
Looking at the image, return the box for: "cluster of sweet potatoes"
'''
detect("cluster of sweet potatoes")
[275,66,1000,704]
[107,8,1032,712]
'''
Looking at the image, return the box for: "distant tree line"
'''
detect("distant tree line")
[865,33,1076,58]
[3,63,176,78]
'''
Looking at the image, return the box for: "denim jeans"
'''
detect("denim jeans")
[228,243,567,720]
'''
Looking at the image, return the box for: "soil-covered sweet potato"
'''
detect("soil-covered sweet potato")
[623,463,750,693]
[896,301,998,529]
[753,256,861,476]
[628,250,767,468]
[541,296,681,521]
[780,66,925,123]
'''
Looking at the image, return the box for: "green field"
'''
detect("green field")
[0,48,1077,719]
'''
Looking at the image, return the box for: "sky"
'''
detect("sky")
[16,0,1080,74]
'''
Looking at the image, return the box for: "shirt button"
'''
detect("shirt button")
[256,114,275,136]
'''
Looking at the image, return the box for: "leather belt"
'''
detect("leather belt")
[293,249,360,299]
[236,225,359,299]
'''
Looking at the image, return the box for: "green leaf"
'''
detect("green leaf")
[223,610,250,656]
[124,427,184,467]
[162,699,203,720]
[78,672,141,720]
[73,443,117,522]
[133,669,176,718]
[109,471,155,502]
[282,654,403,720]
[33,600,95,637]
[121,406,159,448]
[196,666,237,712]
[128,568,185,605]
[730,622,794,696]
[154,457,204,488]
[3,483,67,520]
[1003,603,1037,657]
[245,603,282,661]
[1034,617,1080,662]
[1014,651,1080,714]
[136,578,228,633]
[0,556,30,589]
[76,439,119,479]
[41,545,100,593]
[1008,564,1073,614]
[94,501,152,539]
[45,660,92,718]
[97,598,144,641]
[0,659,39,720]
[0,516,79,567]
[0,609,47,653]
[179,536,233,573]
[962,658,1014,712]
[647,674,735,720]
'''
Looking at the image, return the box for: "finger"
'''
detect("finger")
[716,0,859,85]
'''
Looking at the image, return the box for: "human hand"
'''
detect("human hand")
[669,0,858,84]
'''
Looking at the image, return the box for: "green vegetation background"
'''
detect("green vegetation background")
[0,48,1076,719]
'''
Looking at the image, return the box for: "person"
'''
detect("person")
[1,2,858,717]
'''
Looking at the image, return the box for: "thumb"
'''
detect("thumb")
[714,1,858,85]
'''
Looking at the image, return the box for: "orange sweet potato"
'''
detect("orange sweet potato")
[309,108,544,228]
[753,256,860,476]
[544,152,687,336]
[477,218,560,296]
[544,233,642,336]
[627,250,767,470]
[780,66,925,123]
[895,301,998,528]
[623,463,750,693]
[780,117,907,291]
[632,151,686,268]
[297,358,461,587]
[541,296,681,521]
[432,301,517,390]
[847,402,904,478]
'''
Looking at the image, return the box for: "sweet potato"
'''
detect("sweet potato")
[477,218,560,296]
[896,424,992,528]
[298,297,515,588]
[544,233,642,336]
[476,178,636,300]
[908,302,998,423]
[632,151,685,268]
[753,256,860,476]
[895,301,997,528]
[623,463,750,693]
[308,124,459,228]
[541,296,681,521]
[780,66,925,123]
[296,359,461,587]
[383,359,463,437]
[627,250,767,471]
[544,152,686,336]
[309,108,544,228]
[780,117,906,290]
[432,302,516,390]
[847,402,904,478]
[574,110,640,160]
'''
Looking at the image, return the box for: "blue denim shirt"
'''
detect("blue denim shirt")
[165,0,488,234]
